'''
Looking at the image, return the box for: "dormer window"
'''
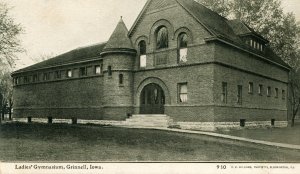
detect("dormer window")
[178,33,188,63]
[156,26,168,49]
[139,40,147,68]
[249,39,264,51]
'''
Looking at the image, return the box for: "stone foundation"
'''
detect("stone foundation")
[12,118,288,131]
[177,121,288,131]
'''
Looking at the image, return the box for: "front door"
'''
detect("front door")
[140,83,165,114]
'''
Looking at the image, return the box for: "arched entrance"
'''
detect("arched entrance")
[140,83,165,114]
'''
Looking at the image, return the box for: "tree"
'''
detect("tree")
[0,2,23,68]
[196,0,231,17]
[0,69,13,122]
[290,70,300,127]
[0,2,23,123]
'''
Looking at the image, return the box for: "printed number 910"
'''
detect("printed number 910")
[217,165,227,169]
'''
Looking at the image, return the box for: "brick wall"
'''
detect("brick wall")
[13,60,104,120]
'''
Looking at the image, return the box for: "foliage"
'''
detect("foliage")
[196,0,231,17]
[0,1,23,68]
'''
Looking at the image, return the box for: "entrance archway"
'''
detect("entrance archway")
[140,83,165,114]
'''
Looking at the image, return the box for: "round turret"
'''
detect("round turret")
[101,17,136,120]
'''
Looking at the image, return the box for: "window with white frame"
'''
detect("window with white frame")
[178,33,188,63]
[258,84,263,95]
[95,65,102,74]
[67,69,72,78]
[178,83,188,103]
[139,40,147,68]
[249,82,253,94]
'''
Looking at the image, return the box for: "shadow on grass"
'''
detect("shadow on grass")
[0,122,299,162]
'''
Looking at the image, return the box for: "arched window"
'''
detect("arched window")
[178,33,188,63]
[139,40,147,68]
[156,26,168,49]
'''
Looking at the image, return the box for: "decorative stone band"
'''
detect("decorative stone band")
[177,121,288,132]
[12,118,125,126]
[12,118,288,132]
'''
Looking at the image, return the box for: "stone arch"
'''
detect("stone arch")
[149,19,175,46]
[134,35,149,48]
[136,77,171,106]
[174,27,194,44]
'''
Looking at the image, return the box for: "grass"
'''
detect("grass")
[0,122,299,162]
[216,121,300,145]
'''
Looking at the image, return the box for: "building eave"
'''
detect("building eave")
[205,37,290,71]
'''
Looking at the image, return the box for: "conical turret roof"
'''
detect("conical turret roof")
[103,17,135,51]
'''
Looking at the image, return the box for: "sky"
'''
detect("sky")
[5,0,300,70]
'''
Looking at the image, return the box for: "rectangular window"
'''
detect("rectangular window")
[221,82,227,103]
[140,55,146,68]
[67,70,72,78]
[248,82,253,94]
[24,76,28,83]
[108,66,112,76]
[95,65,102,74]
[275,88,279,98]
[282,90,286,100]
[79,67,87,76]
[267,86,271,97]
[43,73,48,81]
[179,48,188,63]
[178,83,188,103]
[15,77,19,85]
[237,85,242,105]
[55,71,61,79]
[119,74,124,85]
[258,84,263,95]
[33,74,38,82]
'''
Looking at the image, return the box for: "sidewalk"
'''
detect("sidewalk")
[122,126,300,150]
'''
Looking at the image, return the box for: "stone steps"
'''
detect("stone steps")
[125,114,173,128]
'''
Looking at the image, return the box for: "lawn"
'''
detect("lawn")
[0,123,299,162]
[216,121,300,145]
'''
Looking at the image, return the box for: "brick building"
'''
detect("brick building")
[12,0,290,130]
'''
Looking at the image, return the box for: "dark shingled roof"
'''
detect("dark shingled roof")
[176,0,243,45]
[227,19,253,35]
[13,42,106,74]
[103,18,134,51]
[176,0,289,68]
[227,19,269,43]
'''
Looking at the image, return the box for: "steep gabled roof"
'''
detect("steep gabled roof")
[13,42,106,74]
[227,19,269,43]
